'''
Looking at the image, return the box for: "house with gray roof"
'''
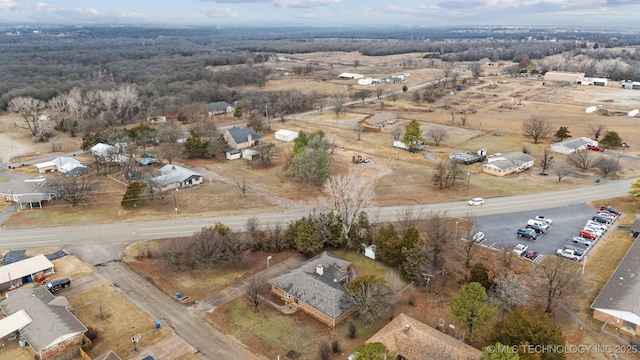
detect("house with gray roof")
[550,137,595,155]
[0,177,57,209]
[149,164,204,192]
[34,156,87,177]
[482,152,535,176]
[205,101,235,116]
[224,126,262,150]
[592,236,640,335]
[268,251,356,327]
[0,286,87,360]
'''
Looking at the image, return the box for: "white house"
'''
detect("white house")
[550,137,596,155]
[274,129,299,142]
[34,157,87,176]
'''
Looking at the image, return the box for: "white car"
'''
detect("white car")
[513,244,528,256]
[472,232,485,242]
[535,215,553,224]
[468,198,485,206]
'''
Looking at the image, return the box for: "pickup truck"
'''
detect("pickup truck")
[556,248,582,261]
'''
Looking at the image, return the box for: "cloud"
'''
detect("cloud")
[197,6,238,18]
[200,0,341,8]
[0,0,18,10]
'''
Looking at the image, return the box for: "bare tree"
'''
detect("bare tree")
[589,124,606,141]
[345,275,392,325]
[422,211,450,271]
[395,205,423,235]
[596,157,619,178]
[469,63,483,78]
[391,125,403,141]
[236,176,249,197]
[160,239,186,271]
[50,174,99,206]
[246,276,266,312]
[522,116,552,144]
[554,167,571,182]
[426,127,448,146]
[490,272,532,317]
[324,171,374,248]
[539,147,554,175]
[158,141,184,164]
[537,256,579,313]
[457,226,482,270]
[8,96,45,139]
[332,86,348,119]
[567,150,598,171]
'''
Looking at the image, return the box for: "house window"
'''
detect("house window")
[625,320,636,330]
[51,344,58,349]
[284,292,291,299]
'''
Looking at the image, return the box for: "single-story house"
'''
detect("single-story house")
[482,152,535,176]
[34,157,87,177]
[0,254,55,292]
[0,286,87,360]
[224,127,262,150]
[365,313,482,360]
[274,129,299,142]
[205,101,234,116]
[268,251,356,327]
[592,235,640,335]
[0,177,57,209]
[226,149,242,160]
[149,164,204,191]
[544,71,586,83]
[550,137,596,155]
[358,112,396,132]
[621,81,640,90]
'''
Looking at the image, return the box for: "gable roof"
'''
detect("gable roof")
[361,112,396,126]
[90,143,116,156]
[367,313,482,360]
[592,236,640,318]
[205,101,234,112]
[227,127,262,144]
[0,287,87,353]
[484,152,535,170]
[94,350,122,360]
[551,137,593,150]
[268,252,354,321]
[0,177,56,199]
[151,164,203,187]
[0,254,54,285]
[0,309,33,338]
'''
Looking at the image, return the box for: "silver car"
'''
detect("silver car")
[572,236,594,247]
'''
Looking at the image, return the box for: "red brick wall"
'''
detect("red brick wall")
[40,332,84,360]
[593,310,639,335]
[270,285,353,327]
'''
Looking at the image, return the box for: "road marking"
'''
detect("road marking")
[3,239,60,246]
[0,234,54,240]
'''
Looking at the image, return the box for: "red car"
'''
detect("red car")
[587,145,605,152]
[523,250,539,260]
[579,229,598,240]
[597,209,618,218]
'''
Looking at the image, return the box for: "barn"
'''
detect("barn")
[544,71,585,83]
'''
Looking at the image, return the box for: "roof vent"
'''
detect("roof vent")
[404,324,411,333]
[316,264,324,276]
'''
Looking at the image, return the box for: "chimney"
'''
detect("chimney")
[316,264,324,276]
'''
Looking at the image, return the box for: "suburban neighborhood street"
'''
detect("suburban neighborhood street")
[0,176,636,360]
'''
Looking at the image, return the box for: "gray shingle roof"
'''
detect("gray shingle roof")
[592,236,640,317]
[205,101,234,112]
[552,137,591,150]
[151,164,202,187]
[485,152,535,170]
[227,127,262,144]
[268,252,355,321]
[0,287,87,353]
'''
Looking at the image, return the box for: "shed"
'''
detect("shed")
[242,149,259,161]
[275,129,299,142]
[226,150,241,160]
[0,254,55,292]
[364,245,376,260]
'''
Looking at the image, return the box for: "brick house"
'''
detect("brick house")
[358,112,396,132]
[592,235,640,335]
[268,251,356,327]
[224,127,262,150]
[0,286,87,360]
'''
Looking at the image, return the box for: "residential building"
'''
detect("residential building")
[224,127,262,150]
[0,286,87,360]
[482,152,535,176]
[337,73,364,80]
[0,177,57,209]
[0,254,55,292]
[358,112,396,132]
[205,101,234,116]
[621,81,640,90]
[550,137,595,155]
[268,251,356,327]
[592,236,640,335]
[149,164,204,191]
[34,156,87,177]
[366,313,482,360]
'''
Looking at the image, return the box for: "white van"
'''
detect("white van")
[527,219,550,230]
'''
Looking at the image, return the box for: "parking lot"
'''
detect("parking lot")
[471,203,609,261]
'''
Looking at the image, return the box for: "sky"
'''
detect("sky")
[0,0,639,28]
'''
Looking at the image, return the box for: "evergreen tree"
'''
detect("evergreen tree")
[284,216,323,256]
[353,342,394,360]
[121,182,143,209]
[450,282,497,340]
[401,119,424,151]
[630,179,640,200]
[553,126,571,141]
[481,342,520,360]
[600,131,622,148]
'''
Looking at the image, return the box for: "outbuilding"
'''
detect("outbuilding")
[0,254,55,292]
[274,129,299,142]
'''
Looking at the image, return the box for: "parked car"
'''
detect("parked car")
[513,244,528,256]
[586,220,608,231]
[45,278,71,293]
[579,229,598,240]
[587,144,605,152]
[600,206,621,216]
[557,248,582,261]
[597,209,618,219]
[572,236,594,247]
[526,223,547,234]
[517,228,538,240]
[523,250,540,260]
[583,226,604,236]
[592,215,613,225]
[535,215,553,225]
[527,219,550,231]
[468,198,485,206]
[472,232,486,242]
